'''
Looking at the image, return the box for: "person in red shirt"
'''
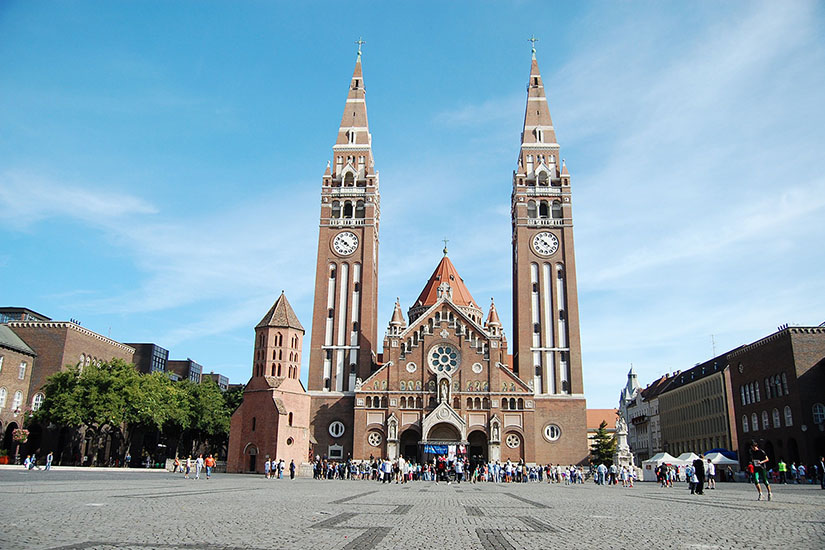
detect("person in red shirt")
[205,455,216,479]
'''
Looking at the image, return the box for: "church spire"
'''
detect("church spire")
[520,47,558,151]
[335,51,371,150]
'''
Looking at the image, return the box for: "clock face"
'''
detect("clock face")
[333,231,359,256]
[532,232,559,256]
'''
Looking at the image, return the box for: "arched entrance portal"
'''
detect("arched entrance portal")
[428,423,460,443]
[399,429,421,462]
[467,430,488,467]
[244,443,258,473]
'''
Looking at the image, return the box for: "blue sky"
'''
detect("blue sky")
[1,1,824,409]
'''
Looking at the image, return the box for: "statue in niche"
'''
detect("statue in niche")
[439,379,450,403]
[491,422,500,441]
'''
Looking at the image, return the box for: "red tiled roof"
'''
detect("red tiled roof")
[586,409,618,430]
[415,255,477,308]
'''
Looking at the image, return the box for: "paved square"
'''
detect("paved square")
[0,470,823,550]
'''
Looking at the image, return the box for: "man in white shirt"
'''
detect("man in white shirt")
[706,458,716,490]
[195,454,205,480]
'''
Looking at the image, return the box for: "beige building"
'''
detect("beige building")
[658,354,737,456]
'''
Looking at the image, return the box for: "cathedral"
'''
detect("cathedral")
[228,46,588,472]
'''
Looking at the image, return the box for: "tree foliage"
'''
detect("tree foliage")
[36,359,236,459]
[590,420,616,466]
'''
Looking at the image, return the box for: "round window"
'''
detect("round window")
[406,362,417,373]
[505,433,521,448]
[329,421,345,438]
[543,424,561,442]
[427,344,461,375]
[368,431,383,447]
[286,437,294,446]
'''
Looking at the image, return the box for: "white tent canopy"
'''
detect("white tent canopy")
[704,452,739,467]
[640,453,679,481]
[676,452,701,464]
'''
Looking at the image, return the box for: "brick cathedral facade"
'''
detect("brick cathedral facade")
[229,49,588,472]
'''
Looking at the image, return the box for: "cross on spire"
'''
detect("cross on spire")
[442,237,449,256]
[355,37,366,56]
[528,35,539,53]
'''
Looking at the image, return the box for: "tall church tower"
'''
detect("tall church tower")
[511,49,584,398]
[307,50,380,458]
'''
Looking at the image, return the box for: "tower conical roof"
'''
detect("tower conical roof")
[485,298,502,326]
[390,298,406,326]
[415,254,478,309]
[257,292,304,331]
[335,53,371,149]
[520,52,558,148]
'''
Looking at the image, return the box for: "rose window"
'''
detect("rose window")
[505,434,521,448]
[368,432,383,447]
[428,344,461,374]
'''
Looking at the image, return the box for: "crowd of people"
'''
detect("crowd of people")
[310,455,596,485]
[592,463,636,487]
[171,454,216,480]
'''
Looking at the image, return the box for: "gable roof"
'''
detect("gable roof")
[256,292,304,331]
[586,409,617,430]
[0,325,36,356]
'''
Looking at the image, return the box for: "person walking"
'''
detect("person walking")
[184,456,192,479]
[45,452,53,471]
[205,455,215,479]
[264,458,271,479]
[706,457,716,490]
[290,459,296,479]
[749,441,772,501]
[777,458,787,483]
[692,455,705,495]
[195,454,204,480]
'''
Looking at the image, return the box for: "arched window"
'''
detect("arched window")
[416,397,422,408]
[772,408,781,428]
[366,396,373,408]
[537,171,548,186]
[502,399,509,410]
[400,397,407,409]
[466,397,473,410]
[380,396,387,408]
[761,410,769,430]
[781,372,788,395]
[517,398,524,410]
[79,353,86,367]
[482,397,490,409]
[343,201,353,218]
[742,415,749,433]
[754,382,760,402]
[0,387,6,408]
[765,378,772,399]
[774,376,782,397]
[453,397,460,409]
[474,397,481,410]
[344,172,355,186]
[812,403,825,424]
[355,200,365,219]
[288,412,293,426]
[527,200,537,219]
[510,398,517,410]
[740,386,746,405]
[783,406,793,427]
[551,201,562,219]
[539,201,549,218]
[751,413,759,431]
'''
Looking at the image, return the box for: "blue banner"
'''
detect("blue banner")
[424,445,448,455]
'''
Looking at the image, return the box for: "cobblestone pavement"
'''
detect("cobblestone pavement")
[0,470,823,550]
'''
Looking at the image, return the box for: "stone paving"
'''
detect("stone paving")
[0,469,823,550]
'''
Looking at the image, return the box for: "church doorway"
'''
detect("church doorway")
[428,423,460,442]
[467,430,488,467]
[399,429,421,462]
[245,444,258,473]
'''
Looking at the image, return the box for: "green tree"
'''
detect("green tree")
[590,420,616,466]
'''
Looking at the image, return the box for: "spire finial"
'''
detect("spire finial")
[528,35,539,55]
[355,37,366,57]
[442,237,449,256]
